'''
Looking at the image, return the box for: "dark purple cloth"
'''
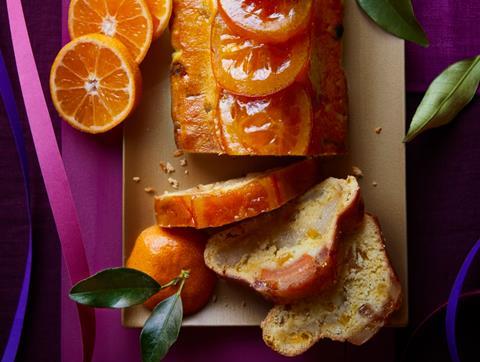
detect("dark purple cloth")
[407,0,480,92]
[1,0,480,361]
[0,0,61,361]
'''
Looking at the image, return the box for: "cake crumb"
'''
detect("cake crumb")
[374,127,383,134]
[211,295,217,303]
[173,149,184,157]
[224,303,229,308]
[242,301,247,307]
[184,170,189,175]
[372,181,378,187]
[160,161,175,174]
[132,176,141,183]
[179,159,187,167]
[168,177,179,189]
[144,187,155,194]
[351,166,363,178]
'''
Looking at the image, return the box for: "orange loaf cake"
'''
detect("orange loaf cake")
[170,0,347,155]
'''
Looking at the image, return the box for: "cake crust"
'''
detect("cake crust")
[155,159,320,228]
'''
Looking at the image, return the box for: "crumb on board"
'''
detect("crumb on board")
[375,127,383,134]
[372,181,378,187]
[168,177,179,189]
[224,303,229,308]
[179,159,187,167]
[132,176,141,183]
[173,149,184,157]
[351,166,363,178]
[160,161,175,174]
[144,187,155,194]
[242,301,247,307]
[211,295,217,303]
[184,170,189,175]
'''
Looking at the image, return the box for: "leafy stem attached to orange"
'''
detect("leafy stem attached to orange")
[69,268,192,361]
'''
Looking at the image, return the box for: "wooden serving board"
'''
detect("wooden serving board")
[123,0,407,327]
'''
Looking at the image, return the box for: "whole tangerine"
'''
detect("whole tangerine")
[126,225,216,315]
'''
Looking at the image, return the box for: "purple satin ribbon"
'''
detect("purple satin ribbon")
[446,238,480,362]
[0,49,32,362]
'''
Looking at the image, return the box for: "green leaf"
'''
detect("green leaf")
[140,293,183,362]
[69,268,161,308]
[357,0,429,46]
[405,55,480,142]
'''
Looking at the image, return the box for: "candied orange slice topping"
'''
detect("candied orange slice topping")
[218,84,312,155]
[211,14,310,97]
[219,0,313,43]
[50,34,141,133]
[68,0,153,63]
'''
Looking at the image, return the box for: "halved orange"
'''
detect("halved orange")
[50,34,141,134]
[211,14,310,97]
[218,84,312,155]
[218,0,313,43]
[68,0,153,63]
[146,0,172,39]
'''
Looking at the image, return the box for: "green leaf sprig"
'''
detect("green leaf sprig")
[356,0,429,46]
[140,270,189,362]
[405,55,480,142]
[69,268,190,361]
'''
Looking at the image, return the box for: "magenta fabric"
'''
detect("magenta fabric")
[0,0,480,361]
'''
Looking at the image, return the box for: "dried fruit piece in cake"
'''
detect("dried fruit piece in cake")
[155,159,320,228]
[204,177,364,303]
[261,214,402,356]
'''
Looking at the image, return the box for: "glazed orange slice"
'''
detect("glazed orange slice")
[68,0,153,63]
[146,0,172,39]
[50,34,141,133]
[218,0,313,43]
[218,84,312,155]
[211,15,310,97]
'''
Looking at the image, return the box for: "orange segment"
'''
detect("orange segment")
[68,0,153,63]
[211,14,310,97]
[146,0,172,39]
[50,34,141,134]
[218,0,313,43]
[218,84,312,155]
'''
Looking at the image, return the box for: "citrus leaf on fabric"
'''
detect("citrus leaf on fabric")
[356,0,429,46]
[405,55,480,142]
[140,293,183,362]
[69,268,161,308]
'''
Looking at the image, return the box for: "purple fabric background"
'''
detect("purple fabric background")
[1,0,480,361]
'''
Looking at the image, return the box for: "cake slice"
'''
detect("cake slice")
[261,214,402,356]
[155,159,320,229]
[204,176,363,303]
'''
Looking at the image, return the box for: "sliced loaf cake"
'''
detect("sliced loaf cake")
[261,214,402,356]
[204,176,364,303]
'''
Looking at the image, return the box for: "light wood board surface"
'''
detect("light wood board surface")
[123,0,407,327]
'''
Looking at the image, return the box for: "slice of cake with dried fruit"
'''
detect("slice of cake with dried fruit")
[204,176,364,303]
[155,159,320,228]
[261,214,402,356]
